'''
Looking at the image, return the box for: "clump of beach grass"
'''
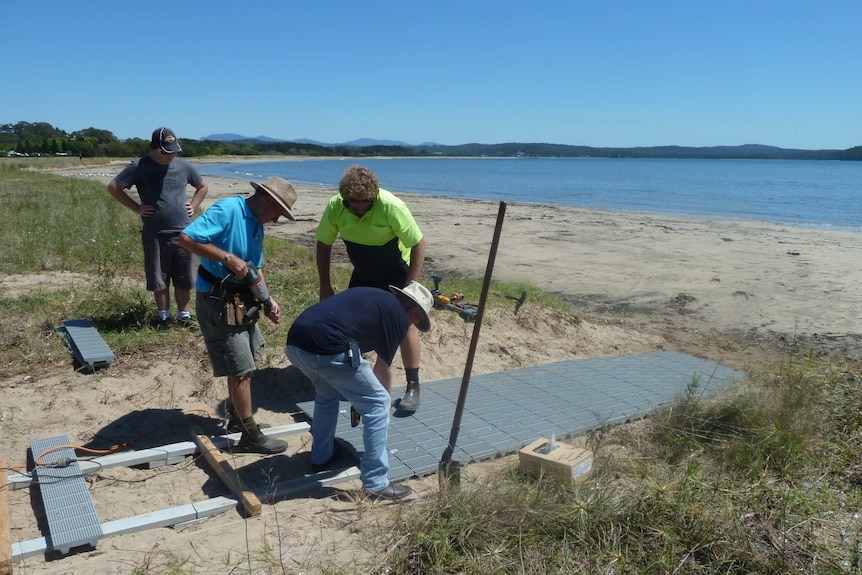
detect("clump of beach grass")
[379,354,862,574]
[0,160,548,377]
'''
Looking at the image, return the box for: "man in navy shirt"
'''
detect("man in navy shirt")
[286,282,433,500]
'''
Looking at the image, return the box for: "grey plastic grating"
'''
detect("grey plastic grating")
[298,351,745,481]
[31,435,103,554]
[61,319,115,372]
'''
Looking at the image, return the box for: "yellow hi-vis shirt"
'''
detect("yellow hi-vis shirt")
[315,188,423,273]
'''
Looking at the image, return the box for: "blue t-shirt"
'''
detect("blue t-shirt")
[286,287,409,365]
[182,195,264,292]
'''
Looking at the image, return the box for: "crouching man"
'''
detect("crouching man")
[285,282,433,500]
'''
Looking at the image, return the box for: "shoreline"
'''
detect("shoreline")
[6,156,858,575]
[197,163,862,344]
[56,156,862,233]
[58,160,862,347]
[192,156,862,233]
[8,157,858,575]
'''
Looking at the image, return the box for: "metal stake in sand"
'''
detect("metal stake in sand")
[439,201,507,487]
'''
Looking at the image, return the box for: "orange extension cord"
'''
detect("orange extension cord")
[1,408,213,472]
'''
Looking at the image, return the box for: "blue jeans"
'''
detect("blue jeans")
[285,345,391,491]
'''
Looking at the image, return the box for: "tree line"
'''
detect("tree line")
[0,122,338,158]
[2,121,860,161]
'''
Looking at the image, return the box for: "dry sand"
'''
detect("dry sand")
[3,157,861,574]
[193,157,862,354]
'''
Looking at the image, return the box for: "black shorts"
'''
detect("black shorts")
[348,263,409,291]
[142,230,196,291]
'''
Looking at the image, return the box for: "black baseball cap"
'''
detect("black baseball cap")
[151,127,182,154]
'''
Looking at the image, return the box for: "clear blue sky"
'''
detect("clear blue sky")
[3,1,860,149]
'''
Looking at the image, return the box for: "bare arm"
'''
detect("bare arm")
[186,179,209,215]
[179,233,281,324]
[107,179,152,216]
[407,236,426,283]
[316,240,335,301]
[373,356,393,394]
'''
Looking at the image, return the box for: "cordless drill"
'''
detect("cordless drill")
[243,261,273,320]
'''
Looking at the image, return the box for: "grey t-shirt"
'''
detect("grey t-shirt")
[114,155,203,234]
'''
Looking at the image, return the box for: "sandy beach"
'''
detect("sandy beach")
[185,158,862,352]
[4,158,861,574]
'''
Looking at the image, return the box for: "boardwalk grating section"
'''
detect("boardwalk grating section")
[31,436,103,554]
[60,319,115,372]
[298,351,745,481]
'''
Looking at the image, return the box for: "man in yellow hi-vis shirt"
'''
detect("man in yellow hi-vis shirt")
[315,165,427,413]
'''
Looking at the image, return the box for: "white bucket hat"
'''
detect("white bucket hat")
[388,282,433,332]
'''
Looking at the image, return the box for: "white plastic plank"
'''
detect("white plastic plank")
[11,496,239,562]
[8,423,310,490]
[11,470,362,563]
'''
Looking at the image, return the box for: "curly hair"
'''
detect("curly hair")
[339,165,380,201]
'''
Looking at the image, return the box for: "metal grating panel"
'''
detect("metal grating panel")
[31,435,103,554]
[298,351,745,481]
[61,319,115,372]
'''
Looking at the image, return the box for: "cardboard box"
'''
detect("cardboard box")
[518,438,593,483]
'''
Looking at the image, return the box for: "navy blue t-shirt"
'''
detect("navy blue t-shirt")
[286,287,409,365]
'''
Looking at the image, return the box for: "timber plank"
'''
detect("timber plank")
[193,435,261,517]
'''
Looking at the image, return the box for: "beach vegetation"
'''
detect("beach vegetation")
[3,161,862,573]
[382,354,862,574]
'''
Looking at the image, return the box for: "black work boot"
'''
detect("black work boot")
[362,482,413,500]
[225,402,270,434]
[226,415,271,434]
[399,381,420,412]
[235,418,287,455]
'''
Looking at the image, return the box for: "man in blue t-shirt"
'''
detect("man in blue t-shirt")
[108,127,209,330]
[285,282,433,500]
[180,177,298,455]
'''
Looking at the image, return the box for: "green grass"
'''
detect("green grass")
[0,163,331,376]
[0,160,550,377]
[0,165,142,276]
[382,355,862,574]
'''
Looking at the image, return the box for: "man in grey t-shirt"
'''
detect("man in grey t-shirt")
[108,127,209,330]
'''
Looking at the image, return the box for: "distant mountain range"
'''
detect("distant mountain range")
[196,134,862,161]
[200,133,434,147]
[5,121,858,161]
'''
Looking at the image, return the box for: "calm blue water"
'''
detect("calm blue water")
[198,157,862,231]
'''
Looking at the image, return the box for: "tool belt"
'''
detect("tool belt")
[198,265,250,297]
[197,265,256,326]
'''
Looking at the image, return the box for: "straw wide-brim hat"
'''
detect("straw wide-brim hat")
[389,282,433,332]
[249,177,297,220]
